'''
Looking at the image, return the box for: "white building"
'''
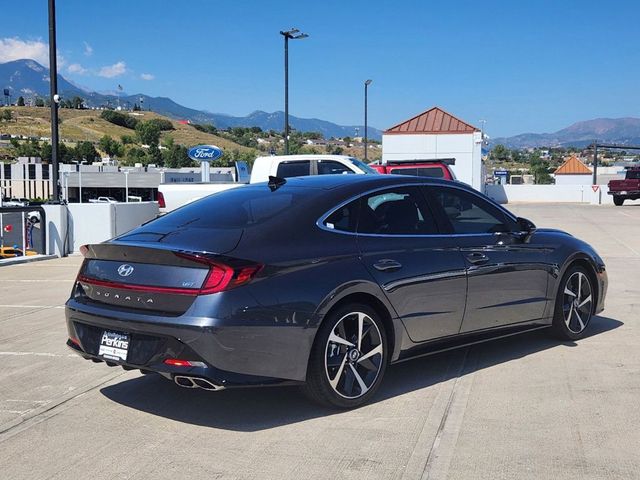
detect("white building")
[382,107,484,191]
[553,156,592,185]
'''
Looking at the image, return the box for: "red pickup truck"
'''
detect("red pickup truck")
[608,167,640,206]
[369,159,456,180]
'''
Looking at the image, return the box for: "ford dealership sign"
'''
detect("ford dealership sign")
[188,145,224,162]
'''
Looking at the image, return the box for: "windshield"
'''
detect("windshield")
[348,158,379,175]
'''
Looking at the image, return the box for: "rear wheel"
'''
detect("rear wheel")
[303,303,388,408]
[613,196,625,206]
[552,266,594,340]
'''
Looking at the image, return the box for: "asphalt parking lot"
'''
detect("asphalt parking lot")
[0,203,639,480]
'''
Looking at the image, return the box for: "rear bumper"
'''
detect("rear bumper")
[65,299,319,387]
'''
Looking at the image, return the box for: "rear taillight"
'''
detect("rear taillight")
[175,252,262,294]
[157,191,166,209]
[76,253,261,297]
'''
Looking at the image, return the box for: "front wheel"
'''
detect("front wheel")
[551,266,594,340]
[613,196,625,206]
[303,303,388,408]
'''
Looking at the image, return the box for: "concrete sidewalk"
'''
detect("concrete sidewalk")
[0,204,638,479]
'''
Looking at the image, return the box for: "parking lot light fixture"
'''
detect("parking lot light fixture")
[280,28,309,155]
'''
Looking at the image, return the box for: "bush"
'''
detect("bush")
[146,118,174,131]
[100,110,139,129]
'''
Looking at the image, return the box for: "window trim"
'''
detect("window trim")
[317,182,518,238]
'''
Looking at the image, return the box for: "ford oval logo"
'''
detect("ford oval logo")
[187,145,223,162]
[117,264,135,277]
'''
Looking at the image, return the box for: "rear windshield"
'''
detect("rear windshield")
[626,170,640,180]
[150,185,315,229]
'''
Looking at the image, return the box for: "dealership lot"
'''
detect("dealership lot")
[0,203,639,480]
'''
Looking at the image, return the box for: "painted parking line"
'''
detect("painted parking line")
[0,305,64,309]
[0,351,78,358]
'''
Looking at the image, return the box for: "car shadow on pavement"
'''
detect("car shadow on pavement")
[100,315,622,432]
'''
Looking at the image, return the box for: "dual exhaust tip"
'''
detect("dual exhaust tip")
[174,375,225,391]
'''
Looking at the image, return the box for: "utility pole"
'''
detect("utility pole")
[48,0,61,202]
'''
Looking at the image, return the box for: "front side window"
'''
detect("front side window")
[429,187,515,234]
[358,187,437,235]
[276,161,311,178]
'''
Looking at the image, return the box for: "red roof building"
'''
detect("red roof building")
[384,107,480,135]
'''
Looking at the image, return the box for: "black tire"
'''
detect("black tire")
[613,196,624,206]
[551,265,595,340]
[302,303,388,409]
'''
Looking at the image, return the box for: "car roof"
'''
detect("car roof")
[262,173,471,192]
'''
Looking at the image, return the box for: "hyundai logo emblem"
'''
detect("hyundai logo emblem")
[117,264,135,277]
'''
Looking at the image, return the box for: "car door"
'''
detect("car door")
[426,185,551,333]
[355,185,468,343]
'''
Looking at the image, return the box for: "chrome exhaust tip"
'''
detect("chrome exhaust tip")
[174,375,224,391]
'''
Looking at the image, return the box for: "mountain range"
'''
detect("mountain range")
[0,59,382,140]
[492,118,640,149]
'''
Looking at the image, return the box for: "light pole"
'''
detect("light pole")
[48,0,61,202]
[280,28,308,155]
[123,170,129,202]
[364,79,372,161]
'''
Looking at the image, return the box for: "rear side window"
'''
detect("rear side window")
[389,167,444,178]
[318,160,353,175]
[429,186,516,234]
[358,187,437,235]
[276,161,311,178]
[627,170,640,180]
[324,200,359,232]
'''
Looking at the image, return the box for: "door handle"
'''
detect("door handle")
[373,259,403,272]
[465,252,489,265]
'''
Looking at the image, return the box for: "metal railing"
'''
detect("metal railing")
[0,206,47,256]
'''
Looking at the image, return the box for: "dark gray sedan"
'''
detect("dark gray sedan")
[66,175,607,408]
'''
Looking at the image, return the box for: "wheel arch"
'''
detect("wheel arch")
[558,255,600,315]
[314,286,403,364]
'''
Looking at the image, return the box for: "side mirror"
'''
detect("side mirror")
[516,217,536,233]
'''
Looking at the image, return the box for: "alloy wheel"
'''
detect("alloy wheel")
[324,312,384,399]
[562,271,593,334]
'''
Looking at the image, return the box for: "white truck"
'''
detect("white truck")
[158,155,377,213]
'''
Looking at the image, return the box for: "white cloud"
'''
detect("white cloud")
[67,63,87,75]
[83,41,93,57]
[98,61,126,78]
[0,37,49,65]
[140,73,155,81]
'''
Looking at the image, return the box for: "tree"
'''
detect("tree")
[17,96,25,107]
[70,96,85,109]
[120,134,135,145]
[98,135,124,157]
[1,109,13,122]
[35,97,45,107]
[162,141,193,168]
[74,141,99,162]
[490,144,510,162]
[135,120,161,147]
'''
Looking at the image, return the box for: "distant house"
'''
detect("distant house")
[554,156,592,185]
[382,107,484,191]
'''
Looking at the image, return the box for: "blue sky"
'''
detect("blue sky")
[1,0,637,137]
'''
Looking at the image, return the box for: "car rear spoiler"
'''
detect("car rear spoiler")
[381,158,456,166]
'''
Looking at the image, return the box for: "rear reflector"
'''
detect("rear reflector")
[164,358,193,367]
